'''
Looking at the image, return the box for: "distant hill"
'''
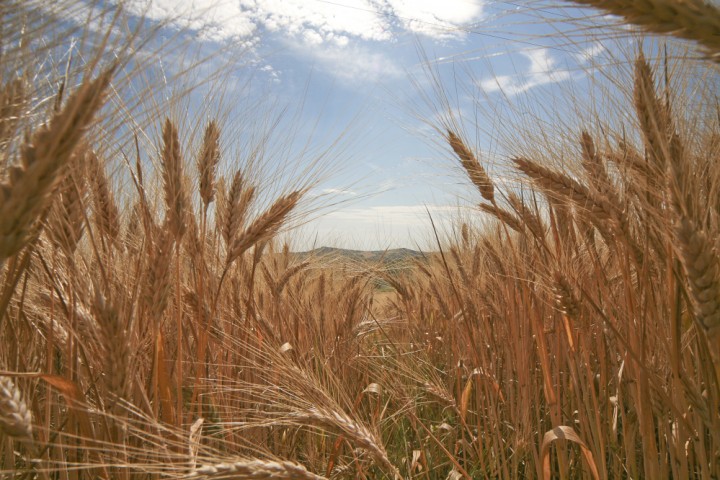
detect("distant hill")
[296,247,427,265]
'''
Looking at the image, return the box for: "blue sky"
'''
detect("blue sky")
[69,0,638,250]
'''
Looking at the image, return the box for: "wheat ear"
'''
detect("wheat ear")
[570,0,720,62]
[190,459,327,479]
[675,217,720,336]
[92,286,130,401]
[513,157,618,224]
[295,407,401,479]
[143,229,175,320]
[197,120,221,209]
[88,149,120,244]
[161,118,189,239]
[0,375,33,440]
[447,130,495,203]
[221,170,255,248]
[0,68,112,260]
[227,191,302,265]
[479,203,523,233]
[47,151,87,255]
[633,52,671,169]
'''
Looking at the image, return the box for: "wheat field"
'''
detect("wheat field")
[1,1,719,478]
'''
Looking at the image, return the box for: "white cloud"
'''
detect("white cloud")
[122,0,486,45]
[386,0,484,39]
[309,43,404,84]
[573,42,606,64]
[243,0,391,42]
[125,0,257,41]
[480,47,572,96]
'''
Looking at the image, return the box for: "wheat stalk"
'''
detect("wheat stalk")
[508,192,546,239]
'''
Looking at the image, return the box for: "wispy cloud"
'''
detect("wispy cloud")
[310,43,404,84]
[480,47,572,96]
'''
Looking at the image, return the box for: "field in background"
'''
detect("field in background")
[1,1,719,479]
